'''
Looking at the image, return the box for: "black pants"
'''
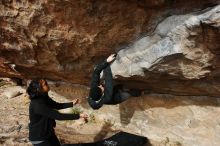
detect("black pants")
[33,135,61,146]
[103,66,141,104]
[104,85,142,105]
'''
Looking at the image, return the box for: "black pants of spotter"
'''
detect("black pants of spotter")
[32,135,61,146]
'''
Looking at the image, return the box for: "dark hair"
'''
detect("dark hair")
[27,80,41,99]
[89,86,102,101]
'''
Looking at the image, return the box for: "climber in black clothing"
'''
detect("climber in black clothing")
[88,54,142,110]
[27,79,88,146]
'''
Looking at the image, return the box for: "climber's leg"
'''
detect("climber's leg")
[103,66,113,103]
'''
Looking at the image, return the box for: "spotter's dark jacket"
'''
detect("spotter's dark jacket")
[29,93,80,141]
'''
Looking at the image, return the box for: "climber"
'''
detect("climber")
[27,79,88,146]
[88,54,142,110]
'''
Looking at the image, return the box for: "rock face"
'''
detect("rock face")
[111,5,220,96]
[0,0,220,96]
[48,81,220,146]
[1,1,220,146]
[94,94,220,146]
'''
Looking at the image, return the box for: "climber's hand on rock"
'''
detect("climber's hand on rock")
[106,54,116,63]
[72,98,80,105]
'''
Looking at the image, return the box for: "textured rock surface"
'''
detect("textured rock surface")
[1,1,220,146]
[49,81,220,146]
[0,0,220,95]
[95,94,220,146]
[111,5,220,96]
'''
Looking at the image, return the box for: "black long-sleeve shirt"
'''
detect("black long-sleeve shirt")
[88,60,114,109]
[29,93,80,141]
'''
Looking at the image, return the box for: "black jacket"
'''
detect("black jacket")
[29,93,80,141]
[88,60,122,109]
